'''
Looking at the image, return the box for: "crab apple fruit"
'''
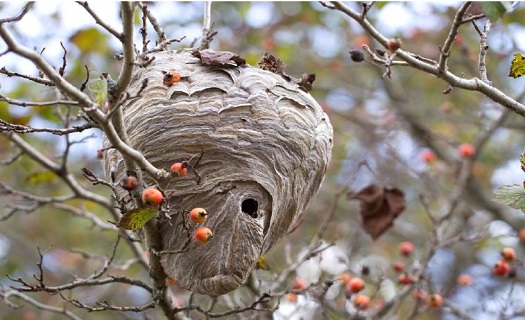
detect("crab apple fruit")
[353,294,371,310]
[349,49,365,62]
[141,188,163,207]
[392,261,405,273]
[170,162,188,177]
[399,241,415,257]
[427,293,443,308]
[458,143,475,159]
[97,149,104,159]
[346,277,365,294]
[189,207,208,224]
[398,273,415,285]
[194,227,213,244]
[293,277,307,291]
[412,289,428,301]
[457,274,473,286]
[121,176,139,191]
[493,260,510,276]
[287,293,298,303]
[163,71,181,87]
[387,38,402,52]
[339,272,353,285]
[501,247,517,262]
[421,150,437,164]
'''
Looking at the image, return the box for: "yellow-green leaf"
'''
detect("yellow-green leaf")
[520,148,525,173]
[88,78,108,105]
[69,27,110,55]
[27,171,58,184]
[509,53,525,78]
[255,255,271,271]
[117,208,158,231]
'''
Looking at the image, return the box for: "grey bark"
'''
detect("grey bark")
[105,49,333,296]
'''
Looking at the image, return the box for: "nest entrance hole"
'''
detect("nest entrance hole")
[242,199,259,218]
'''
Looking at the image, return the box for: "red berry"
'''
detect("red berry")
[392,261,405,273]
[501,247,517,262]
[399,241,414,257]
[189,207,208,224]
[121,176,139,191]
[194,227,213,244]
[141,188,163,207]
[457,274,473,286]
[458,143,475,159]
[97,149,104,159]
[346,277,365,294]
[412,289,428,301]
[398,273,415,285]
[293,278,307,291]
[493,260,510,276]
[353,294,370,310]
[427,293,443,308]
[170,162,188,177]
[421,150,437,164]
[387,38,402,52]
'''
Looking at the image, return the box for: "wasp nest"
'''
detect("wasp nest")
[105,49,333,296]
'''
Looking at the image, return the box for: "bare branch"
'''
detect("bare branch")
[1,289,82,320]
[0,95,79,107]
[438,2,471,72]
[137,2,167,46]
[0,2,34,24]
[0,66,55,86]
[76,2,124,41]
[327,1,525,117]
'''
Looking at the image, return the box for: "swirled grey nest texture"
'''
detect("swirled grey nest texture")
[105,49,333,296]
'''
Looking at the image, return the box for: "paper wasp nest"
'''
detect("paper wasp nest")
[105,49,333,296]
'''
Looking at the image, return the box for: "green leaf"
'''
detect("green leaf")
[116,208,158,231]
[509,53,525,78]
[480,2,511,21]
[88,78,108,105]
[27,171,58,184]
[494,185,525,213]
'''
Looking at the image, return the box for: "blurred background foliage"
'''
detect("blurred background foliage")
[1,2,525,319]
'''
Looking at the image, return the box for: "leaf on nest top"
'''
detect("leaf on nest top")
[192,49,246,67]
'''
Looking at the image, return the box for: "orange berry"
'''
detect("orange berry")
[427,293,443,308]
[412,289,428,301]
[456,274,473,286]
[353,294,370,310]
[399,241,414,257]
[194,227,213,244]
[398,273,415,285]
[493,260,510,276]
[163,71,181,87]
[519,228,525,243]
[170,162,188,177]
[501,247,517,262]
[338,272,353,285]
[166,277,175,285]
[458,143,475,159]
[346,277,365,294]
[392,261,405,273]
[141,188,163,207]
[97,149,104,159]
[189,208,208,224]
[287,293,298,303]
[121,176,139,191]
[293,277,307,291]
[421,150,437,164]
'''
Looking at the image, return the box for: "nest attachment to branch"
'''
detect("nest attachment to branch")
[105,49,333,296]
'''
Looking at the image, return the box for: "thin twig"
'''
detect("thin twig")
[437,2,471,72]
[76,2,124,41]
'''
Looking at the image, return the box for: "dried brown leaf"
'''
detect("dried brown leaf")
[348,184,406,240]
[192,49,246,67]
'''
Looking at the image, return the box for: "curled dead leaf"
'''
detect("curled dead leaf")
[347,184,406,240]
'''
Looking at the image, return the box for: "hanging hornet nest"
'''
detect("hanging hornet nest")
[104,49,333,296]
